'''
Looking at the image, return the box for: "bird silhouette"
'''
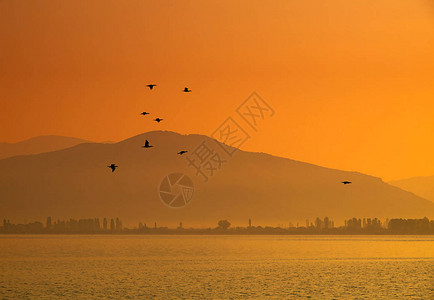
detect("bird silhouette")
[177,150,188,155]
[183,87,192,92]
[140,112,150,116]
[107,164,118,172]
[142,140,153,148]
[341,181,352,184]
[146,84,157,90]
[154,118,163,123]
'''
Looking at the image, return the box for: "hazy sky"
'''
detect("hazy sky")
[1,0,433,180]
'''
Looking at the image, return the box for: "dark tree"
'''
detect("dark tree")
[217,220,231,230]
[110,218,115,231]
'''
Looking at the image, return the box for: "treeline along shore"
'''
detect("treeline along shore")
[1,217,434,235]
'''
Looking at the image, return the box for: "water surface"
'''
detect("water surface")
[0,235,432,299]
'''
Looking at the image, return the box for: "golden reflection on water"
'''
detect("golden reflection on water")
[0,235,433,298]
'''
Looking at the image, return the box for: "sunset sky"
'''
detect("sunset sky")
[1,0,433,181]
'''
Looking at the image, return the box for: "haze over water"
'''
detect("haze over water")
[0,235,432,299]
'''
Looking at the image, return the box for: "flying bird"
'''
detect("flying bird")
[142,140,153,148]
[341,181,352,184]
[146,84,157,90]
[177,150,188,155]
[107,164,118,172]
[182,87,192,92]
[140,112,150,116]
[154,118,163,123]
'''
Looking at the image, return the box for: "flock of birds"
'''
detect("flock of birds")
[107,84,191,173]
[106,84,353,185]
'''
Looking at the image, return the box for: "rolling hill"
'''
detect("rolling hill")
[0,131,433,227]
[389,176,434,203]
[0,135,89,159]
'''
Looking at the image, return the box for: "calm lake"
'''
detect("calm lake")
[0,235,432,299]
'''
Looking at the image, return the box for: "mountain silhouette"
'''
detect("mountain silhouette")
[390,176,434,203]
[0,135,90,160]
[0,131,432,226]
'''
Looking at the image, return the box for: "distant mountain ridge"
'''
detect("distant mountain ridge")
[0,135,90,159]
[0,131,432,226]
[389,176,434,203]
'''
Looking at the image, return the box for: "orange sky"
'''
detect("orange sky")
[1,0,433,181]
